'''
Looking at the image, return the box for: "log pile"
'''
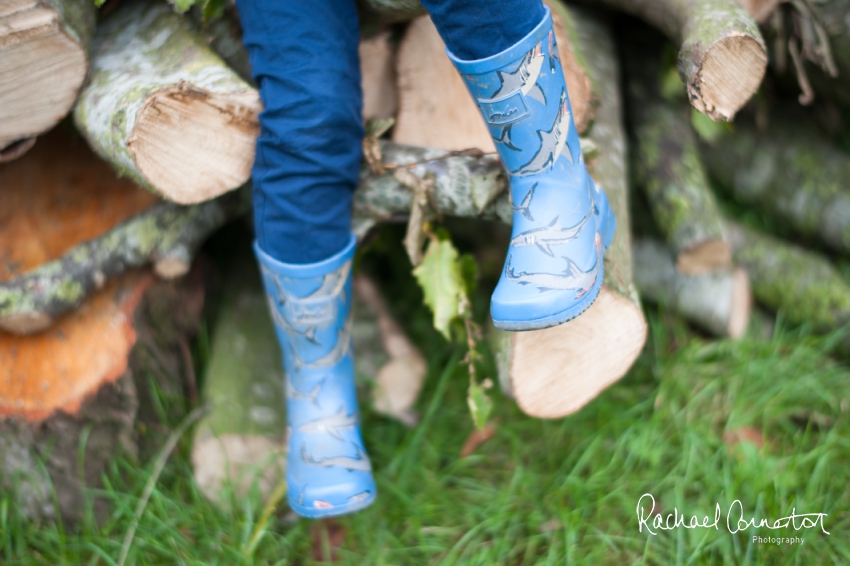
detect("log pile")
[3,0,850,518]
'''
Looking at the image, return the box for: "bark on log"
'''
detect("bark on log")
[74,0,261,204]
[699,113,850,255]
[0,127,155,334]
[0,194,247,335]
[392,0,595,152]
[191,258,286,508]
[625,43,731,274]
[633,239,751,338]
[0,271,204,521]
[192,4,253,83]
[0,0,95,158]
[587,0,767,121]
[724,221,850,331]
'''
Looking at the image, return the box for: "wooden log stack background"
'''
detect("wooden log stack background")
[2,0,850,519]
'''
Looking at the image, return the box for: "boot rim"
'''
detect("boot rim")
[254,234,356,278]
[446,6,552,75]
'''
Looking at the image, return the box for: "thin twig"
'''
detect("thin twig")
[117,405,210,566]
[177,338,199,406]
[788,36,815,105]
[382,148,494,170]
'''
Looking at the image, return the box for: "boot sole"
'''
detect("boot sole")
[289,491,377,519]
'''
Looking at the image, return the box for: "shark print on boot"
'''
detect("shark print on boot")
[255,235,376,518]
[448,6,616,331]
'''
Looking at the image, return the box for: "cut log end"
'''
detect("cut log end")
[509,289,647,419]
[687,34,767,121]
[154,258,192,280]
[0,28,87,150]
[192,433,287,506]
[128,85,260,204]
[728,267,751,339]
[676,239,732,274]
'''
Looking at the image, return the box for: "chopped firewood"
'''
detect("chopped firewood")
[701,111,850,257]
[393,0,595,152]
[585,0,768,121]
[74,0,261,204]
[0,0,95,158]
[191,258,286,507]
[0,271,205,521]
[625,35,731,274]
[353,274,426,427]
[0,127,247,335]
[724,221,850,331]
[361,31,398,121]
[633,239,751,338]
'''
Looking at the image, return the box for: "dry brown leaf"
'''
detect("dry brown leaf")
[459,423,497,458]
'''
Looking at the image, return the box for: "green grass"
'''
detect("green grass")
[2,228,850,565]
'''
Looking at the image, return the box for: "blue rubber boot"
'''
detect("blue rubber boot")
[448,7,616,331]
[255,236,376,518]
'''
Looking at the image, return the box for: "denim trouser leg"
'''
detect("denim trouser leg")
[237,0,545,264]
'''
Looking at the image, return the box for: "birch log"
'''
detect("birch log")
[0,0,95,160]
[74,0,261,204]
[633,239,750,338]
[625,41,730,274]
[191,259,287,508]
[700,114,850,255]
[586,0,767,121]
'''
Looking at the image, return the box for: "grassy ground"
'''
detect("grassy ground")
[2,225,849,565]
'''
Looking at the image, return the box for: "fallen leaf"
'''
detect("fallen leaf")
[723,427,764,450]
[460,423,496,457]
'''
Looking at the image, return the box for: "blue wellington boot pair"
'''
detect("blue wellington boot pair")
[255,236,376,519]
[449,6,616,331]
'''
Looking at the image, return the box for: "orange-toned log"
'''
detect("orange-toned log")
[0,127,248,334]
[0,270,205,521]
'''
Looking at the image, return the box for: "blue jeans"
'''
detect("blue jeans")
[236,0,546,263]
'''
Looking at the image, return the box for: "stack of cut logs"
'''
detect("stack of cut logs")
[2,0,850,519]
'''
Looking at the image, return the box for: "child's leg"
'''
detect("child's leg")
[420,0,546,61]
[236,0,376,518]
[424,0,617,331]
[236,0,363,264]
